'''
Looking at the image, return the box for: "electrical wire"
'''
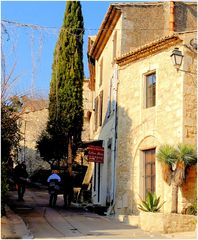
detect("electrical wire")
[2,19,197,33]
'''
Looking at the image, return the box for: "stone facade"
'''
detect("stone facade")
[140,212,197,233]
[18,107,50,174]
[81,79,92,142]
[18,80,92,174]
[115,32,197,215]
[87,1,197,210]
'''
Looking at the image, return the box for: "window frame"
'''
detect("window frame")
[143,148,156,197]
[145,72,156,108]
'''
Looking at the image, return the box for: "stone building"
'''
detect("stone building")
[18,96,50,174]
[115,32,197,217]
[81,79,92,142]
[87,1,197,211]
[18,79,93,174]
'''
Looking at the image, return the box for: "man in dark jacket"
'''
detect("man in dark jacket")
[62,171,74,208]
[14,161,29,201]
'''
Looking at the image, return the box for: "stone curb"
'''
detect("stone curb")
[1,205,33,239]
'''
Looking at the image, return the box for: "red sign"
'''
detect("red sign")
[87,145,104,163]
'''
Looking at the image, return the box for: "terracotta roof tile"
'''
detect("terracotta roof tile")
[116,34,182,66]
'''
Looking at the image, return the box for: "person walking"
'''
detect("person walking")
[14,161,29,201]
[47,169,61,208]
[62,170,74,208]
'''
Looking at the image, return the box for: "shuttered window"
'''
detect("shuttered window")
[99,91,103,126]
[144,148,156,195]
[99,58,103,86]
[107,78,112,118]
[94,96,98,131]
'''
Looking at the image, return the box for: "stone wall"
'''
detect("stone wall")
[183,35,197,145]
[87,1,197,210]
[121,3,166,53]
[115,34,197,215]
[82,80,92,142]
[181,165,197,209]
[174,2,197,32]
[120,2,197,54]
[18,108,50,174]
[140,212,197,233]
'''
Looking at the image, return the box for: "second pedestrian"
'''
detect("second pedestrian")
[47,169,61,208]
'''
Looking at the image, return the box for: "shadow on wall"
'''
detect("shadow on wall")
[181,164,197,208]
[104,102,134,215]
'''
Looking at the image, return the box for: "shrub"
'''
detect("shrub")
[185,200,197,216]
[138,192,165,212]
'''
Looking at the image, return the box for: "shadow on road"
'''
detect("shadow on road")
[5,187,170,239]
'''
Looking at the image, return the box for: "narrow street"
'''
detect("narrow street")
[6,187,172,239]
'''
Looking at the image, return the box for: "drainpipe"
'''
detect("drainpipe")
[169,1,175,32]
[107,64,118,215]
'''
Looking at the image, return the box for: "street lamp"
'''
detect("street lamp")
[170,47,184,71]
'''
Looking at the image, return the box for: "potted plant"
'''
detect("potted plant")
[138,192,166,232]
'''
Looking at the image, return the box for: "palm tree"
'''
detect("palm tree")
[157,143,197,213]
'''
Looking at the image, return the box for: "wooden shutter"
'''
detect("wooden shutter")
[144,148,156,195]
[94,96,98,131]
[99,91,103,126]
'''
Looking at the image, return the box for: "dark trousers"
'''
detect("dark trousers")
[17,183,26,200]
[49,193,57,207]
[63,190,73,207]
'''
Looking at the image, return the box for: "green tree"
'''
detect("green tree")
[1,24,22,215]
[1,102,21,215]
[47,1,84,173]
[36,130,68,166]
[157,143,197,213]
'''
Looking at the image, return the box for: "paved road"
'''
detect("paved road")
[6,188,195,239]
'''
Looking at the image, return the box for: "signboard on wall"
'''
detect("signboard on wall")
[87,145,104,163]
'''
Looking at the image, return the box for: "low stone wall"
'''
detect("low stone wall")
[140,212,197,233]
[116,214,140,227]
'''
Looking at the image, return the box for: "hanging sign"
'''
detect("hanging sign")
[87,145,104,163]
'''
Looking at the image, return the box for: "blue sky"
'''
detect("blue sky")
[1,1,112,98]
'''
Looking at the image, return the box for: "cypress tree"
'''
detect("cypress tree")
[48,1,84,173]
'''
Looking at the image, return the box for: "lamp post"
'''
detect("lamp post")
[170,47,184,71]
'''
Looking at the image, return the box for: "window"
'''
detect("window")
[99,91,103,126]
[143,148,156,195]
[107,78,113,118]
[94,92,103,130]
[99,58,103,86]
[146,73,156,108]
[94,96,98,131]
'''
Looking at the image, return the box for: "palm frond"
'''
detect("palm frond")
[157,144,178,165]
[176,144,197,166]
